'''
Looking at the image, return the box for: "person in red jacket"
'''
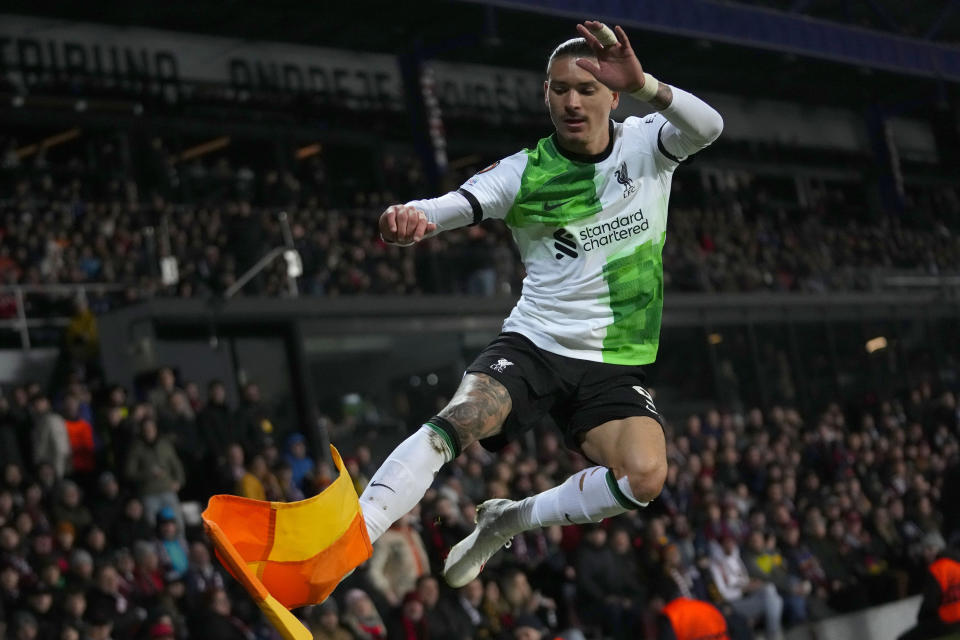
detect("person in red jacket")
[62,394,96,478]
[658,597,731,640]
[899,545,960,640]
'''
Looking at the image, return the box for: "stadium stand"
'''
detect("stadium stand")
[2,149,958,305]
[0,361,957,639]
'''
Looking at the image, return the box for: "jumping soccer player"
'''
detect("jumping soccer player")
[362,21,723,588]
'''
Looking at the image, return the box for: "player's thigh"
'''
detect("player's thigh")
[437,372,512,447]
[579,415,667,499]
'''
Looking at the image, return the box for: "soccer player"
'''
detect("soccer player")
[362,21,723,588]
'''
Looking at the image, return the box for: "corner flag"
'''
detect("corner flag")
[202,445,372,640]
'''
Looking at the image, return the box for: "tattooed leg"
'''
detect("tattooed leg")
[359,374,512,543]
[437,373,513,449]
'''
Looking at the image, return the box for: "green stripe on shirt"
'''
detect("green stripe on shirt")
[600,233,665,365]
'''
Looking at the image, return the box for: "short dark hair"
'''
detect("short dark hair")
[546,37,595,75]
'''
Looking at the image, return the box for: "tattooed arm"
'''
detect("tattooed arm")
[647,83,673,111]
[654,85,724,159]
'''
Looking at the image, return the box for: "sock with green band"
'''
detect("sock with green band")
[359,424,454,542]
[510,467,648,534]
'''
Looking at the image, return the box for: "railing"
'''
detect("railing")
[0,284,126,350]
[877,273,960,296]
[2,269,958,353]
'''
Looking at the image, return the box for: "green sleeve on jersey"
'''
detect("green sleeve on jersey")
[505,137,603,228]
[600,233,665,365]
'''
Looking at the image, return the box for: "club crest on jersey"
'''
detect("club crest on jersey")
[615,161,636,198]
[490,358,514,372]
[553,229,579,260]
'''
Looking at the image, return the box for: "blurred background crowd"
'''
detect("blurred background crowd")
[0,356,956,640]
[2,136,959,308]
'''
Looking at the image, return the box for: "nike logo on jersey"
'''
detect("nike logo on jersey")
[369,481,396,493]
[543,199,572,211]
[553,229,578,260]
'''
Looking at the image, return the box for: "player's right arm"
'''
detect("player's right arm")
[378,152,526,246]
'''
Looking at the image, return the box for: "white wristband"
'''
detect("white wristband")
[629,73,660,102]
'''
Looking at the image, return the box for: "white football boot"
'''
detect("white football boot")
[443,499,519,588]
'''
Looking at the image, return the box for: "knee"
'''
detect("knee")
[613,452,667,504]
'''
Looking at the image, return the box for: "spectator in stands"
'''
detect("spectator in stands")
[154,508,188,576]
[148,369,180,416]
[83,525,109,565]
[341,588,386,640]
[422,496,470,569]
[63,298,99,370]
[309,600,353,640]
[577,524,630,635]
[124,419,185,531]
[385,591,429,640]
[452,578,490,636]
[197,381,236,463]
[51,482,92,533]
[237,455,279,502]
[234,383,275,454]
[132,540,164,607]
[112,497,152,549]
[30,396,71,479]
[216,444,246,495]
[68,549,95,592]
[85,611,115,640]
[273,462,304,502]
[61,395,96,483]
[61,588,87,631]
[416,573,473,639]
[283,433,313,491]
[14,611,39,640]
[656,543,706,602]
[742,529,810,624]
[159,391,202,496]
[197,587,253,640]
[899,543,960,640]
[709,534,784,640]
[91,472,123,537]
[367,511,430,608]
[85,564,131,630]
[183,542,224,603]
[803,514,868,612]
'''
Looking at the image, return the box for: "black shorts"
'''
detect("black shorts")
[465,332,663,458]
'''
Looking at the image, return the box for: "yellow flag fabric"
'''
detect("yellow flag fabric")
[202,445,372,640]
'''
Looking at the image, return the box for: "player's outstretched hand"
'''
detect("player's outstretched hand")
[575,21,646,93]
[379,204,436,245]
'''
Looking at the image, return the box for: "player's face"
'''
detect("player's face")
[545,56,619,154]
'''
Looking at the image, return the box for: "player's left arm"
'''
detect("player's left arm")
[576,21,723,159]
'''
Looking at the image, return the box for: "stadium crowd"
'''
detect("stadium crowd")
[0,351,956,640]
[2,137,959,313]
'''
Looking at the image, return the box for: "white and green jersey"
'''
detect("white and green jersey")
[409,88,722,366]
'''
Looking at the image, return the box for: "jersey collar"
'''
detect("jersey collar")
[550,120,615,164]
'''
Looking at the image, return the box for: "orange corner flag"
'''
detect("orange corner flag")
[202,445,372,640]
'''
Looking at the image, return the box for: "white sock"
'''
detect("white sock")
[512,467,647,533]
[359,424,454,542]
